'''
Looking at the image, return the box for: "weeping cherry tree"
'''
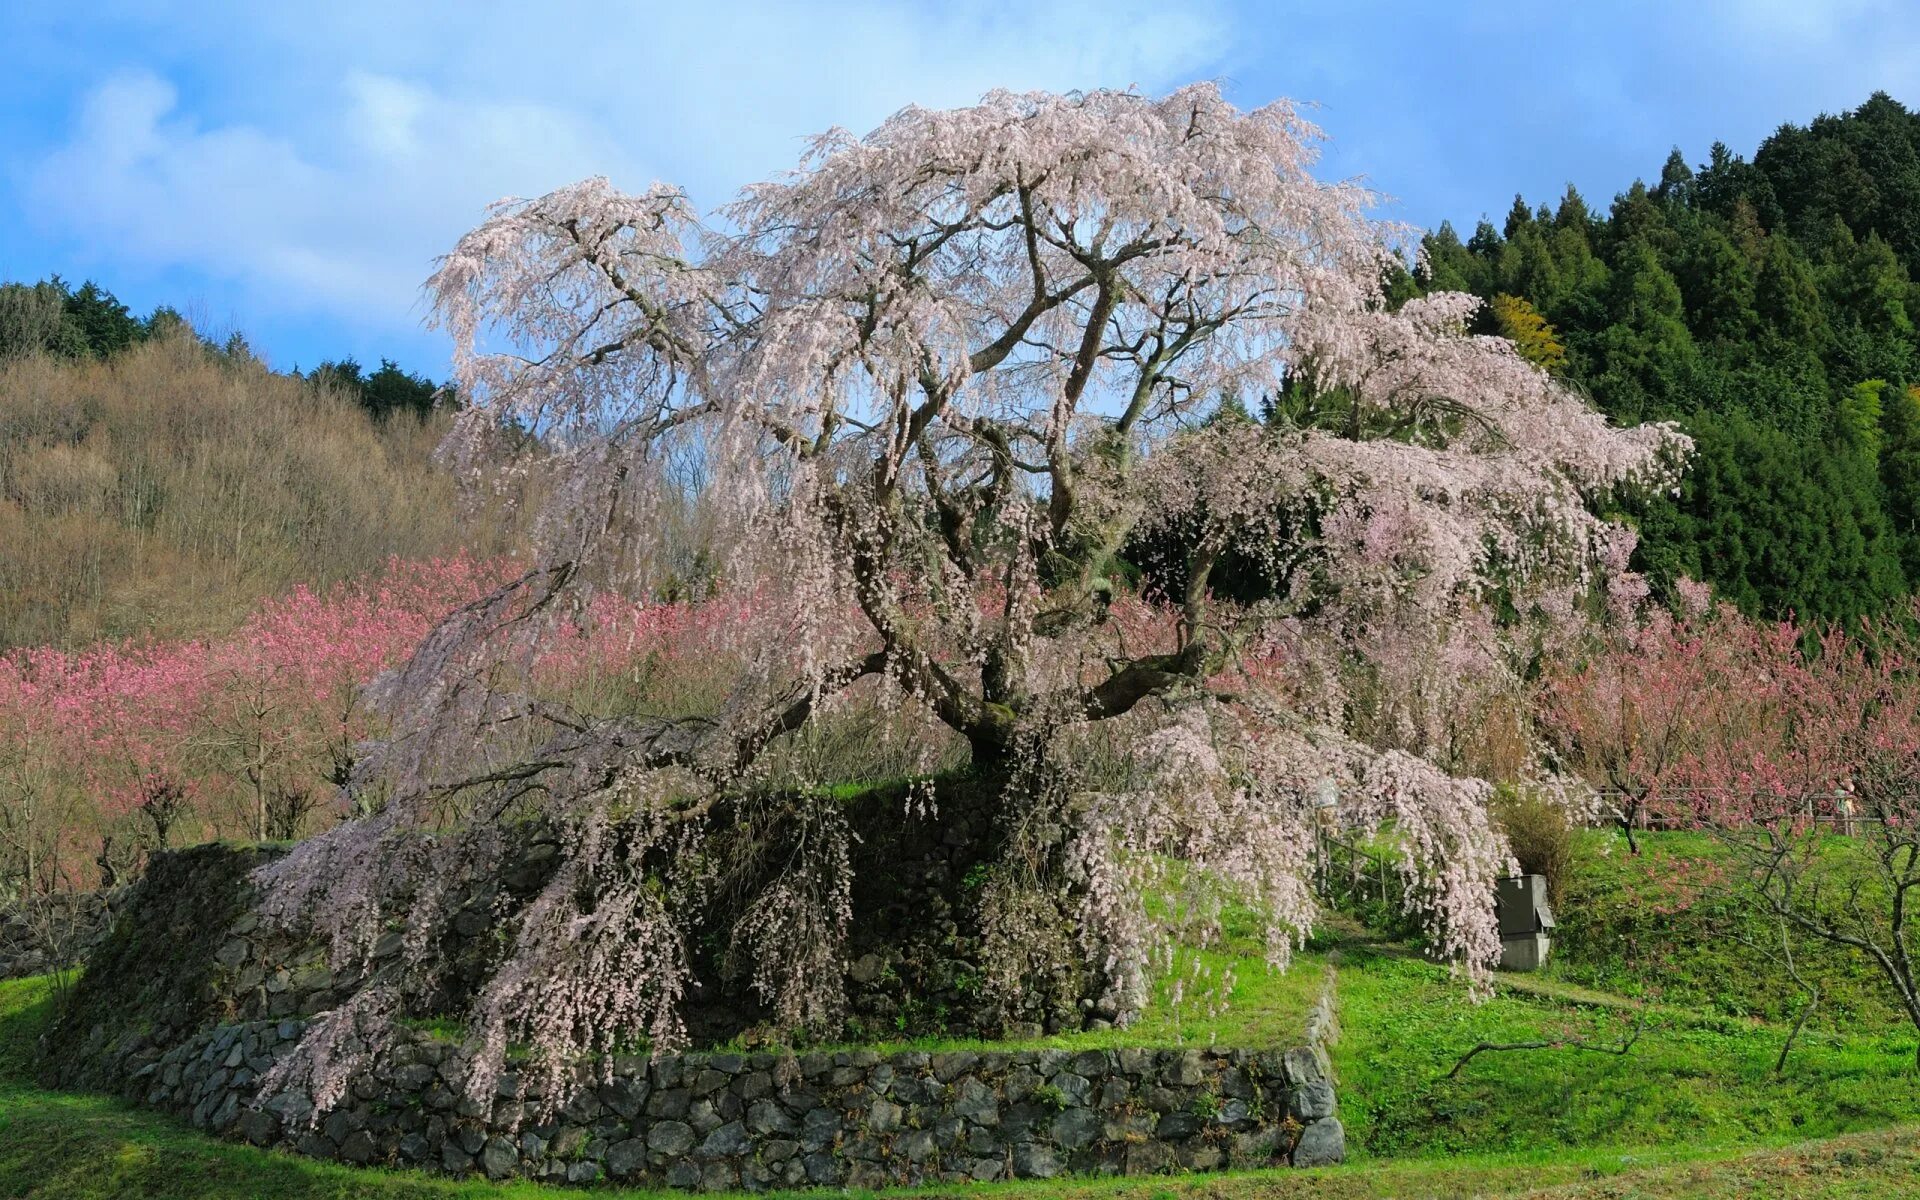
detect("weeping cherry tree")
[254,84,1689,1114]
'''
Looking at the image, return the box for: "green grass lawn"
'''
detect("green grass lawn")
[1546,830,1910,1028]
[7,828,1920,1198]
[3,973,1917,1199]
[1334,944,1920,1159]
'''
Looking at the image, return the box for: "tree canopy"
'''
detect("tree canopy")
[307,357,445,420]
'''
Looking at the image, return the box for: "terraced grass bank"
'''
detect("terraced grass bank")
[2,972,1916,1200]
[36,846,1345,1191]
[13,830,1920,1197]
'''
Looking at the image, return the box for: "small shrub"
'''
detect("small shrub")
[1493,785,1576,907]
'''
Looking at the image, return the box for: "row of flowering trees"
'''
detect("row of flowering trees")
[0,556,778,901]
[1542,593,1920,1055]
[1542,591,1920,840]
[0,556,510,897]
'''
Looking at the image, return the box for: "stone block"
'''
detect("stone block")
[1012,1142,1061,1178]
[1164,1050,1207,1086]
[1291,1080,1336,1121]
[606,1136,648,1177]
[1292,1116,1344,1167]
[649,1120,696,1156]
[696,1120,750,1158]
[339,1129,380,1164]
[1050,1106,1103,1149]
[479,1136,518,1179]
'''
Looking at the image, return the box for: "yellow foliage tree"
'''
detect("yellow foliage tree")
[1491,292,1569,375]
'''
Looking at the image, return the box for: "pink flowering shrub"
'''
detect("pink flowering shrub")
[0,556,510,893]
[0,555,872,899]
[1540,593,1740,850]
[1541,593,1917,835]
[2,636,212,895]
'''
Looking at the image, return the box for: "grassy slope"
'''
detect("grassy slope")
[1331,829,1920,1161]
[0,337,507,650]
[2,974,1915,1198]
[1336,946,1918,1159]
[6,829,1920,1197]
[1547,830,1907,1026]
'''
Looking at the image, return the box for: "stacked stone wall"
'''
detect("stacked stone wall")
[131,1023,1344,1188]
[45,844,1344,1189]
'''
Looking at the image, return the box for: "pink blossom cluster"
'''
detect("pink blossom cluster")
[1543,591,1920,832]
[2,556,789,894]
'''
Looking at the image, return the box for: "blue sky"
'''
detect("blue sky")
[4,1,1918,380]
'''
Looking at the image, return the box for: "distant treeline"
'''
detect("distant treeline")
[0,320,522,651]
[1409,91,1920,625]
[0,275,447,421]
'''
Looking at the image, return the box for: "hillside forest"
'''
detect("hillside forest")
[1414,91,1920,624]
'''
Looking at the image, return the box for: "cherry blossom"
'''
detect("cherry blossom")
[254,84,1689,1114]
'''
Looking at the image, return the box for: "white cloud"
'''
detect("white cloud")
[28,66,639,329]
[24,1,1231,341]
[1694,0,1920,91]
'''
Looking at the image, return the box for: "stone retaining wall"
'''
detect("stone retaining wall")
[48,844,1345,1190]
[133,1022,1343,1189]
[0,889,117,980]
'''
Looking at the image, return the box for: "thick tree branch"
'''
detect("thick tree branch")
[1443,1007,1650,1080]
